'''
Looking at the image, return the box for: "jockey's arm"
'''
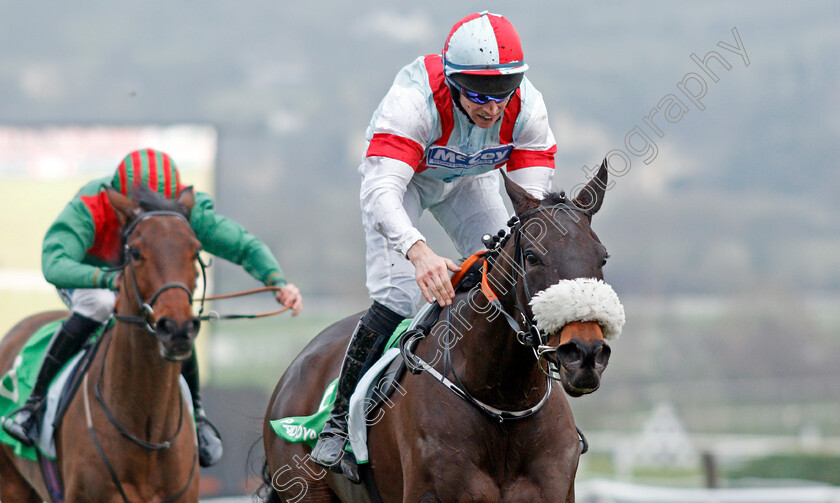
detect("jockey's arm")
[42,200,118,290]
[360,156,425,256]
[189,192,302,315]
[506,166,554,199]
[360,156,459,306]
[505,83,557,198]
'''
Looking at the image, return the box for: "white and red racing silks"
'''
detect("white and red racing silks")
[359,54,557,256]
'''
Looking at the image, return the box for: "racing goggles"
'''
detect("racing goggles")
[447,77,514,105]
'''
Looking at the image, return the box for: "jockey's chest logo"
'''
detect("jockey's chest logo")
[426,144,513,170]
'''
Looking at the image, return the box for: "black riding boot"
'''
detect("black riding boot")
[182,352,223,468]
[2,313,99,447]
[311,302,402,481]
[310,322,388,473]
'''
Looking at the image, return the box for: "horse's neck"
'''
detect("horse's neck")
[446,257,546,406]
[98,317,184,435]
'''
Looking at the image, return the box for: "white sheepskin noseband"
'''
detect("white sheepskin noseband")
[529,278,625,340]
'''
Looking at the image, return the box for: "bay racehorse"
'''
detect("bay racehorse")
[0,187,202,502]
[262,160,623,502]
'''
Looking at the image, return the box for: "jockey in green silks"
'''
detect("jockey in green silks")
[2,148,303,468]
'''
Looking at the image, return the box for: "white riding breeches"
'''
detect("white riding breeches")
[57,288,117,323]
[363,170,510,318]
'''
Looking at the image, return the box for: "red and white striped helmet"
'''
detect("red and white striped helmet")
[442,11,528,77]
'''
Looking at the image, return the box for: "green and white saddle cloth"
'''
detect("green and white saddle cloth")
[0,320,80,461]
[271,314,424,464]
[0,319,192,462]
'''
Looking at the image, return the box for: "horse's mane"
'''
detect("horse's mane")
[133,184,191,220]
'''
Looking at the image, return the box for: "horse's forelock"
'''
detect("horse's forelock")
[542,191,567,206]
[133,184,191,220]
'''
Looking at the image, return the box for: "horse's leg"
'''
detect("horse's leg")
[0,447,41,503]
[263,431,338,503]
[262,314,365,503]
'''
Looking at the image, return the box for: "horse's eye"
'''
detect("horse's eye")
[129,246,143,261]
[524,251,540,266]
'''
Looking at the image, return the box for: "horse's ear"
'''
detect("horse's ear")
[176,186,195,215]
[500,169,540,216]
[573,158,608,216]
[106,187,141,226]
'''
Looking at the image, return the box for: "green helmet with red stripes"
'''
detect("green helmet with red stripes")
[111,148,183,199]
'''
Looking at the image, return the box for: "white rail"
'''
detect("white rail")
[576,479,840,503]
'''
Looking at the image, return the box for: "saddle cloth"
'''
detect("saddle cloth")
[0,320,191,461]
[270,305,440,464]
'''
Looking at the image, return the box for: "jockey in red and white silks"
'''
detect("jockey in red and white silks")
[360,51,558,317]
[312,11,560,478]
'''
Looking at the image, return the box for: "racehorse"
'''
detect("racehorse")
[261,160,622,503]
[0,187,201,502]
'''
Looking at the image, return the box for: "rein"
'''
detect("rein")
[401,305,552,423]
[83,367,197,503]
[401,202,591,421]
[94,333,186,450]
[194,286,292,320]
[112,213,290,331]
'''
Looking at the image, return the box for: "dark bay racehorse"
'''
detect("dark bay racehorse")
[0,187,201,502]
[262,161,618,502]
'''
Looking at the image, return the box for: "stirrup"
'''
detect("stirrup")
[195,416,223,467]
[339,451,361,484]
[2,406,39,447]
[310,432,348,470]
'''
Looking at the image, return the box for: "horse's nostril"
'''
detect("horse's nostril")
[595,344,612,367]
[155,317,176,336]
[557,342,583,366]
[185,318,201,338]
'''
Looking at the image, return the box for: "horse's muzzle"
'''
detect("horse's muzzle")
[155,316,201,361]
[555,339,611,397]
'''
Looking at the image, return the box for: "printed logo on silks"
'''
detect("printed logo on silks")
[426,144,513,170]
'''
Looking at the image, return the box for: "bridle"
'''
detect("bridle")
[112,211,204,335]
[401,200,595,422]
[482,201,594,379]
[112,210,282,330]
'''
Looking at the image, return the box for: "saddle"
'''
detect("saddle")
[0,320,107,502]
